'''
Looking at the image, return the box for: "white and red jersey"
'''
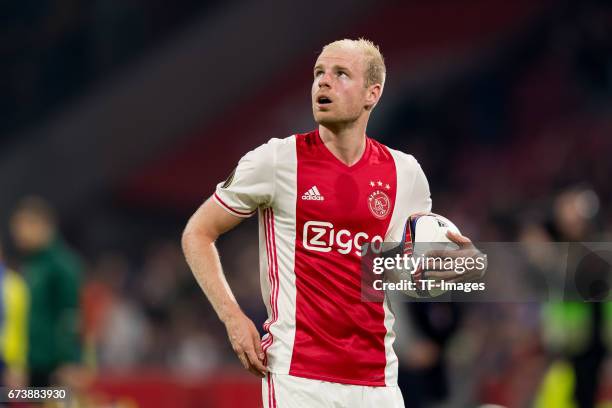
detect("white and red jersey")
[213,129,431,387]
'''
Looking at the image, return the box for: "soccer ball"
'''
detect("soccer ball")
[403,213,461,245]
[399,213,461,298]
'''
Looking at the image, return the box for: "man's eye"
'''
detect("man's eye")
[338,71,347,77]
[314,70,323,77]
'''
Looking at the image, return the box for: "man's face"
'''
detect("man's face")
[312,46,372,127]
[10,211,51,253]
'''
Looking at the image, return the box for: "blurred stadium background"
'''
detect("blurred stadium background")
[1,0,611,407]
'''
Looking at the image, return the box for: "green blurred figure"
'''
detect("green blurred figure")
[9,197,82,387]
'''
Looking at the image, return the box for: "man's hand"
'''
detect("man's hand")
[183,198,267,378]
[224,311,267,378]
[416,231,487,283]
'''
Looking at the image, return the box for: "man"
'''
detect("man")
[182,39,483,407]
[9,197,82,387]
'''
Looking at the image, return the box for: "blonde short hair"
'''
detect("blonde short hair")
[322,38,386,89]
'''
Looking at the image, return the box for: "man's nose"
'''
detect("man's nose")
[318,72,331,88]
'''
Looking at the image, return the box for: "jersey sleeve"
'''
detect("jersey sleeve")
[408,158,432,215]
[386,153,432,242]
[213,140,276,217]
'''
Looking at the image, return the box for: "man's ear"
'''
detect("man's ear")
[365,84,383,111]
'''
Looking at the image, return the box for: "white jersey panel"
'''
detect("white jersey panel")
[382,295,398,386]
[255,136,298,375]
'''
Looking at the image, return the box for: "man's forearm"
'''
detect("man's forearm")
[182,232,241,323]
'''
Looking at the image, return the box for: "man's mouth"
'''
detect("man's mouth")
[317,96,332,105]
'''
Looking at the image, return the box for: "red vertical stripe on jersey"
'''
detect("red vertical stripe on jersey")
[271,211,280,327]
[267,374,272,408]
[262,209,279,364]
[262,210,273,352]
[271,374,277,408]
[289,130,397,386]
[262,210,273,359]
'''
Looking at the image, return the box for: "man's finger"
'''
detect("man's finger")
[253,331,265,361]
[446,231,474,249]
[425,270,462,281]
[423,257,457,271]
[248,365,266,378]
[439,268,480,281]
[423,249,453,259]
[237,353,249,370]
[245,346,268,375]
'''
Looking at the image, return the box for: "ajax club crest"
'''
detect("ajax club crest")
[368,181,391,220]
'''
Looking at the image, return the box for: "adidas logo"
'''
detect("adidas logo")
[302,186,324,201]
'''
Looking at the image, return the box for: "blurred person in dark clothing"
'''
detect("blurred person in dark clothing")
[0,237,29,388]
[541,188,607,408]
[398,303,462,408]
[9,197,83,387]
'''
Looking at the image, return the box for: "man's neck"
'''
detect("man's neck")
[318,120,368,166]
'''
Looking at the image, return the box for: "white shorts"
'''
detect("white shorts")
[262,373,405,408]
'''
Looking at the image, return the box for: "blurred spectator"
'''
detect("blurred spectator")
[138,241,193,366]
[397,303,463,408]
[83,252,151,370]
[9,196,83,387]
[98,292,150,370]
[81,255,116,369]
[0,236,29,388]
[539,187,607,408]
